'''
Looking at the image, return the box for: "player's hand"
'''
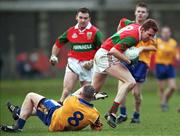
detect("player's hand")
[83,60,93,70]
[130,57,139,65]
[94,92,108,100]
[50,55,58,66]
[90,120,103,131]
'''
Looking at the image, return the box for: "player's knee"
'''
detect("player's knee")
[170,85,176,91]
[127,79,136,89]
[26,92,36,99]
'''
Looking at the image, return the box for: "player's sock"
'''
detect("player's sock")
[16,118,26,130]
[161,103,169,112]
[132,112,140,120]
[120,106,127,116]
[116,106,127,124]
[131,112,140,123]
[108,101,120,114]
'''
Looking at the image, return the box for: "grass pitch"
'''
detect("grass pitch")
[0,77,180,136]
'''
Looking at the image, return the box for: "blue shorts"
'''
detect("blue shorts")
[155,64,175,80]
[36,99,61,126]
[123,61,149,83]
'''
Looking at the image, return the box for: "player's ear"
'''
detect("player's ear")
[75,15,78,21]
[146,12,149,18]
[140,27,145,32]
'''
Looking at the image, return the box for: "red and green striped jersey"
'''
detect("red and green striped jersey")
[101,23,140,52]
[55,23,102,61]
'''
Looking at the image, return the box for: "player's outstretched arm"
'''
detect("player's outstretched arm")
[138,46,156,52]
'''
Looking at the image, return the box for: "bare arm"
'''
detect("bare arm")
[51,44,60,56]
[109,47,131,64]
[138,45,157,52]
[49,44,61,65]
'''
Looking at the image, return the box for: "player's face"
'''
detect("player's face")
[135,7,149,24]
[76,12,90,29]
[161,27,171,40]
[141,28,156,42]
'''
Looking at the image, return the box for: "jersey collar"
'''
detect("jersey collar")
[78,98,94,107]
[75,22,92,32]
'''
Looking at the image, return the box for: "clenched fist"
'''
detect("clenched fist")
[50,55,58,66]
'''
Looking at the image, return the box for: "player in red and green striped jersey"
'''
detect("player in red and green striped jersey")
[92,19,158,128]
[116,3,158,124]
[49,7,103,103]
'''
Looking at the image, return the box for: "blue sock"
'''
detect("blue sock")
[133,112,140,119]
[17,118,26,129]
[120,106,127,116]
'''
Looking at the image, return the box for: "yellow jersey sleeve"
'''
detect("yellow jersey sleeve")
[155,38,177,65]
[136,39,157,66]
[49,96,100,131]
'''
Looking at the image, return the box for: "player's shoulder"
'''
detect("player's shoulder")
[119,18,134,28]
[90,25,100,33]
[169,38,177,45]
[67,26,76,32]
[157,38,162,43]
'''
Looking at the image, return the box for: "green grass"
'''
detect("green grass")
[0,77,180,136]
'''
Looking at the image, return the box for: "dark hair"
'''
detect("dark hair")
[135,2,149,13]
[141,19,159,32]
[76,7,91,16]
[82,85,95,99]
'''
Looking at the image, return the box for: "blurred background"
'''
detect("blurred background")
[0,0,180,79]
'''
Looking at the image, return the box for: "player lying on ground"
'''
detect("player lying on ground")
[0,85,103,132]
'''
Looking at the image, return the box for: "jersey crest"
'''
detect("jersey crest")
[72,33,78,39]
[87,32,92,40]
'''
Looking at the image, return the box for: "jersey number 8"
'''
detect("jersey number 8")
[68,111,84,127]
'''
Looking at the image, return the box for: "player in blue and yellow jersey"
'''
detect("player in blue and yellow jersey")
[116,2,158,123]
[0,85,102,132]
[155,26,179,111]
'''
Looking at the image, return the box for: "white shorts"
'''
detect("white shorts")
[93,48,119,73]
[65,57,93,82]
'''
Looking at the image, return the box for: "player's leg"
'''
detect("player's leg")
[1,92,45,132]
[91,72,107,92]
[130,61,148,123]
[7,103,38,121]
[155,64,166,107]
[162,78,176,110]
[162,65,176,109]
[60,71,78,102]
[105,64,136,128]
[157,80,165,104]
[116,81,127,124]
[131,83,141,123]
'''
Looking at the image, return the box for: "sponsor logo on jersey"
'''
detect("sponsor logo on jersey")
[73,44,93,51]
[87,32,92,40]
[72,33,78,39]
